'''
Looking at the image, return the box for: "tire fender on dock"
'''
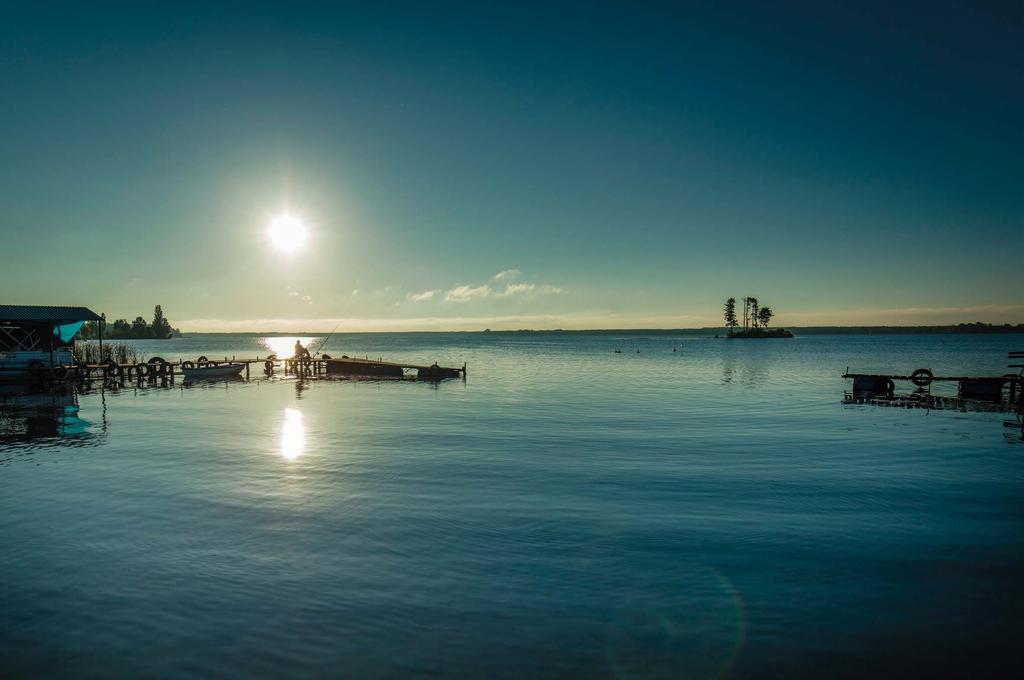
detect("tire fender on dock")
[911,368,934,387]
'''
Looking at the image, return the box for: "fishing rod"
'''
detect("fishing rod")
[312,321,343,358]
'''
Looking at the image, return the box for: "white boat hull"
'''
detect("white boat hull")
[0,350,75,382]
[181,363,245,380]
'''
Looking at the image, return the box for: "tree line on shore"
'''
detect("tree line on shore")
[77,305,179,339]
[791,322,1024,335]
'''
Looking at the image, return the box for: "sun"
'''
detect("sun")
[267,214,309,254]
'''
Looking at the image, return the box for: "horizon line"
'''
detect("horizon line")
[137,322,1024,336]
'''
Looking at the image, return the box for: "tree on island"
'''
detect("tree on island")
[724,298,738,331]
[724,296,791,338]
[740,296,759,329]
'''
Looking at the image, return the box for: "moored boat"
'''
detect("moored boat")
[325,357,404,377]
[417,363,461,380]
[181,362,245,380]
[324,356,465,379]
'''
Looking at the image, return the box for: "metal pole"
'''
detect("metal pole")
[98,314,105,364]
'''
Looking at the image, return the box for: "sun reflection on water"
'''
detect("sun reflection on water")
[280,408,305,460]
[262,337,317,359]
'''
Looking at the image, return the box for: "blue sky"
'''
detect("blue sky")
[1,1,1021,330]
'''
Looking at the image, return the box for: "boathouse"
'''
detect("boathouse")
[0,305,102,381]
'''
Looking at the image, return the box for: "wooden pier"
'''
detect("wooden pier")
[2,306,466,386]
[25,353,466,385]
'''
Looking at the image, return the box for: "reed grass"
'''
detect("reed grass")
[73,341,141,365]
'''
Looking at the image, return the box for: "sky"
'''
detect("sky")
[1,1,1021,331]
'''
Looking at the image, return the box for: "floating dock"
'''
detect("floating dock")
[843,351,1024,402]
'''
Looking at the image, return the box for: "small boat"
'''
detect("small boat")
[417,363,461,380]
[326,357,405,377]
[181,362,245,380]
[323,356,465,380]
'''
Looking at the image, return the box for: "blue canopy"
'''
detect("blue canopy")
[53,321,85,343]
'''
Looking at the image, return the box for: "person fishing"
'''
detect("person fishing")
[294,339,310,359]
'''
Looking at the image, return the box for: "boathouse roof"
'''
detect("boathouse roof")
[0,305,102,324]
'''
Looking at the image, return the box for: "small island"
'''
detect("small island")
[723,297,793,338]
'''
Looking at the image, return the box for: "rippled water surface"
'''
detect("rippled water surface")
[2,332,1022,677]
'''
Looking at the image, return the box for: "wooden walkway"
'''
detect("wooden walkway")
[31,353,465,383]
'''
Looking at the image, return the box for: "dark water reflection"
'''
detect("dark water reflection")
[0,384,104,455]
[1,333,1022,677]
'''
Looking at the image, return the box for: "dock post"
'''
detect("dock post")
[246,362,250,379]
[47,322,55,382]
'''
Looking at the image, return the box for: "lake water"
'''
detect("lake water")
[2,332,1022,678]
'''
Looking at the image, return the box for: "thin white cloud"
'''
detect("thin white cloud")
[444,284,492,302]
[287,286,313,303]
[498,282,564,297]
[499,282,535,297]
[407,289,441,302]
[436,274,564,301]
[491,269,522,282]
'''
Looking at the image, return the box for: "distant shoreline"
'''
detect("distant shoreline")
[159,325,1024,336]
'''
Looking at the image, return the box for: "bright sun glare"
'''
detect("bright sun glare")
[267,214,309,254]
